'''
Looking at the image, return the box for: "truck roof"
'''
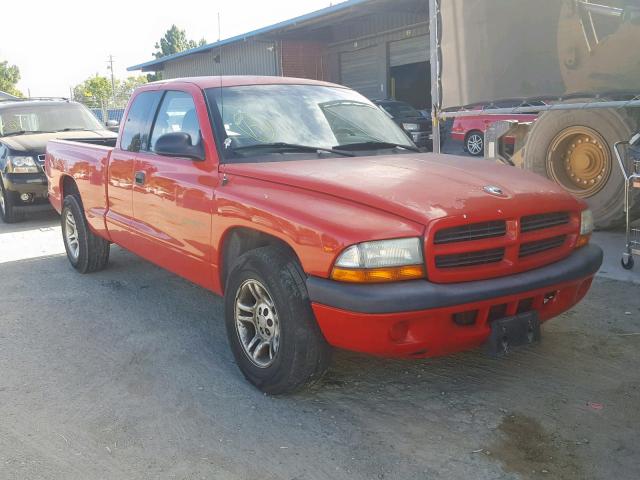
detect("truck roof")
[144,75,347,90]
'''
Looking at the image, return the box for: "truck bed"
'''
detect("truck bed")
[46,139,114,238]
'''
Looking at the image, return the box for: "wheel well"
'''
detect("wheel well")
[220,228,300,292]
[61,175,79,198]
[465,130,483,141]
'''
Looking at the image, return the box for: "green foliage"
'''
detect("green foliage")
[153,25,207,59]
[73,75,147,107]
[117,76,148,98]
[0,60,23,97]
[73,75,112,107]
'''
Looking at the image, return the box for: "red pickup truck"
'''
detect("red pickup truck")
[46,77,602,394]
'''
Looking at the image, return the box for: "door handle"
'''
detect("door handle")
[134,171,146,185]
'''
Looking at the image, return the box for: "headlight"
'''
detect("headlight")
[402,123,420,132]
[8,156,39,173]
[577,209,594,248]
[331,238,425,283]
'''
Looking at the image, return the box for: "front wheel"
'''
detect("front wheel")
[0,179,24,223]
[61,195,110,273]
[465,131,484,156]
[224,246,331,395]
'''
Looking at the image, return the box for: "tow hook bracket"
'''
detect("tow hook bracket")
[486,311,541,357]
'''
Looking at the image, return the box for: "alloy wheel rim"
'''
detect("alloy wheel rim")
[234,279,280,368]
[64,210,80,260]
[0,191,5,214]
[468,134,483,155]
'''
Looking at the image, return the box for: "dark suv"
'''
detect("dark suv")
[0,98,117,222]
[373,99,444,151]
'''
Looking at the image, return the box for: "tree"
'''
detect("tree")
[117,76,148,99]
[153,25,207,59]
[73,75,112,107]
[0,60,23,97]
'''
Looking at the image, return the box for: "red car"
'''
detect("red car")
[46,77,601,394]
[451,109,539,156]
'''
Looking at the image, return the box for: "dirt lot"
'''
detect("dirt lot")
[1,212,639,480]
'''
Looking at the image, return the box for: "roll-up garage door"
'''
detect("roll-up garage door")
[389,35,429,67]
[340,46,380,99]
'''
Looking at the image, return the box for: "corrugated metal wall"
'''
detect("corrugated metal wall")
[163,40,278,79]
[326,11,429,99]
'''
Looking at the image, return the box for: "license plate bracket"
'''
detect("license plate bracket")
[486,311,541,357]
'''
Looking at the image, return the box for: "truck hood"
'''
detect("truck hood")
[223,154,584,225]
[0,130,116,154]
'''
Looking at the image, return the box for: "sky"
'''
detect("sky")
[0,0,337,97]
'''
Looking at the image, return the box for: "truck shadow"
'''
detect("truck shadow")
[0,210,59,234]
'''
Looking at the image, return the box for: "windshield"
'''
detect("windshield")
[0,103,104,137]
[205,84,414,161]
[378,102,421,119]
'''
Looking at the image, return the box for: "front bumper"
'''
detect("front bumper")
[308,245,602,358]
[2,173,51,212]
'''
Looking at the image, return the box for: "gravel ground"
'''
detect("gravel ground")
[1,206,639,480]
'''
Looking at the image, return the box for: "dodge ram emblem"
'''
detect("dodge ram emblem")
[483,185,505,197]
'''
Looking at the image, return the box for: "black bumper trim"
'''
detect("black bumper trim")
[306,244,603,314]
[4,173,47,188]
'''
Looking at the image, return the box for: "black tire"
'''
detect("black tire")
[224,246,331,395]
[465,130,484,156]
[621,256,634,270]
[0,178,25,223]
[61,195,110,273]
[524,109,634,230]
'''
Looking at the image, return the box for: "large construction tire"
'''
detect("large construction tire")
[523,109,634,229]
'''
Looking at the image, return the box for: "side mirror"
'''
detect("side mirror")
[154,132,205,161]
[106,120,119,128]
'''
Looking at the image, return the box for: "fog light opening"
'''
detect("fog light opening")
[20,193,34,203]
[453,310,478,327]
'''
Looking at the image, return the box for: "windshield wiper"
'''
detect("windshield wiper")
[2,130,54,137]
[231,142,355,157]
[55,128,93,132]
[336,141,421,153]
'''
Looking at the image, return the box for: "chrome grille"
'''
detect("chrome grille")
[435,248,505,268]
[434,221,506,244]
[519,236,567,258]
[521,212,570,233]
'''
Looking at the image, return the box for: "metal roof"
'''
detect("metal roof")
[127,0,372,72]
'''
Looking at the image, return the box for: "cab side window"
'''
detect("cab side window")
[150,91,201,152]
[120,91,162,152]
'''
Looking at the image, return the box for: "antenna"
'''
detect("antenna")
[107,54,117,106]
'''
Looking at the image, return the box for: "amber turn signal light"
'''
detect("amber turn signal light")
[576,234,591,248]
[331,265,426,283]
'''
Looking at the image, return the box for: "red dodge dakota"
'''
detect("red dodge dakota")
[46,76,602,394]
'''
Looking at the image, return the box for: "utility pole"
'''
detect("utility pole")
[107,55,117,107]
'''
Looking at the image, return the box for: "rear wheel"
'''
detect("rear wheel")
[0,179,24,223]
[524,109,634,229]
[224,246,331,395]
[465,130,484,156]
[61,195,110,273]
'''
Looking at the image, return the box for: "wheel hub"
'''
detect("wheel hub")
[547,127,611,198]
[64,210,80,260]
[234,279,280,368]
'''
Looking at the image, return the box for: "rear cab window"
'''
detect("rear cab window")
[120,91,162,152]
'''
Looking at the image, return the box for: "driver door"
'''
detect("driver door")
[130,86,218,289]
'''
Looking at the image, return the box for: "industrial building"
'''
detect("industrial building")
[128,0,431,109]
